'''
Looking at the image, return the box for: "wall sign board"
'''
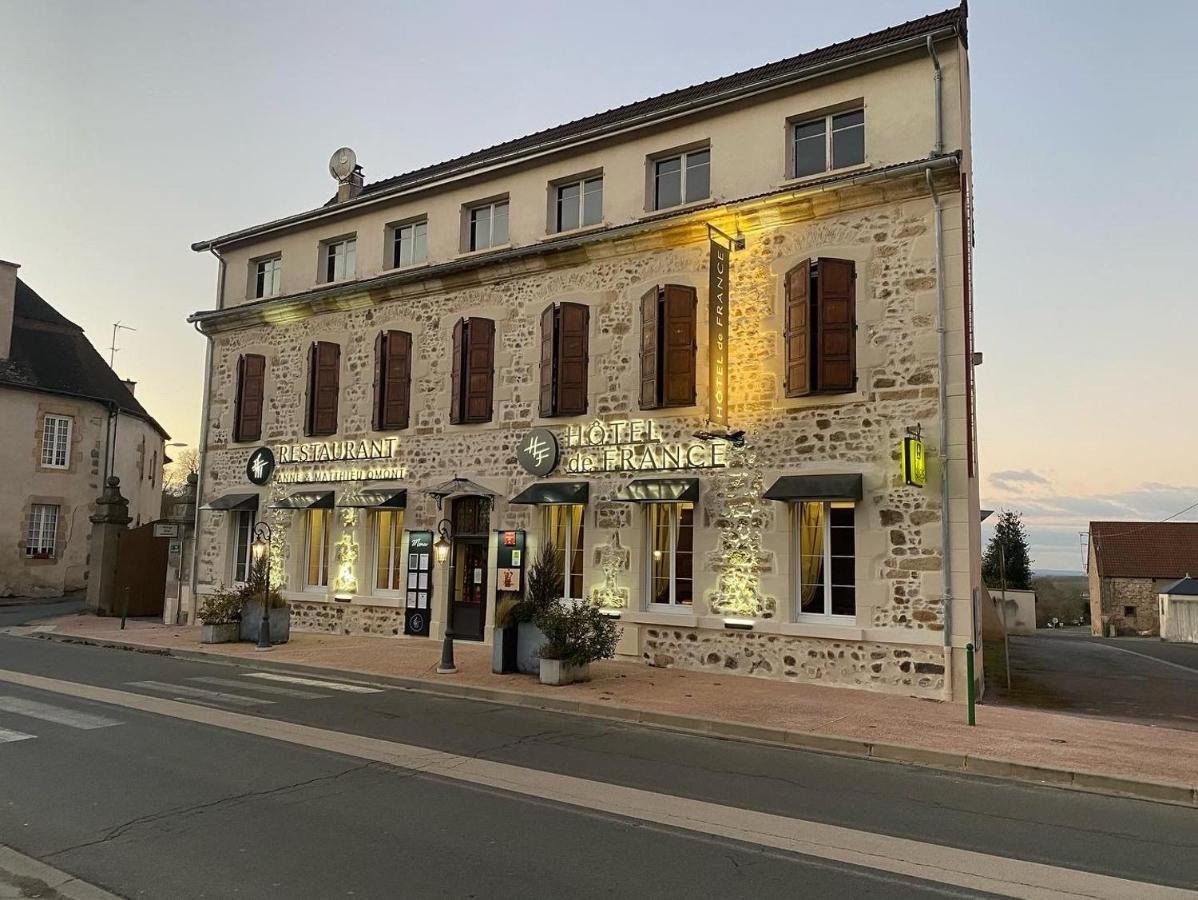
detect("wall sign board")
[404,530,434,636]
[708,235,730,427]
[902,437,927,488]
[516,428,559,477]
[495,530,526,594]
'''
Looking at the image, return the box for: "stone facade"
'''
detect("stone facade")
[1090,576,1164,637]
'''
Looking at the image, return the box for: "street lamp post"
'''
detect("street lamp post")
[252,522,272,651]
[434,519,456,674]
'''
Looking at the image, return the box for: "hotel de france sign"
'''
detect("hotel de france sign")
[516,419,728,478]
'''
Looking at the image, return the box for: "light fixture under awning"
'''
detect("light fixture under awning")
[201,493,259,511]
[269,490,335,510]
[509,482,589,505]
[611,478,699,503]
[763,474,863,502]
[337,488,407,509]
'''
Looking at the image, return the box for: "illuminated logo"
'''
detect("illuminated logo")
[515,428,559,477]
[246,447,276,486]
[902,437,926,488]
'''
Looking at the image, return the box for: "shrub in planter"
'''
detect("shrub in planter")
[512,545,562,674]
[198,588,241,644]
[535,599,619,685]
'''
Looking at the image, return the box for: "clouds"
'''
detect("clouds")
[989,469,1051,492]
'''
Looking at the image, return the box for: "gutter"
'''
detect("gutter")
[191,27,960,253]
[927,36,944,156]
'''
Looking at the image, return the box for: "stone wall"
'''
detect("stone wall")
[1101,577,1161,636]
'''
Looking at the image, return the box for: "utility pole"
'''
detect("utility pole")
[109,322,135,369]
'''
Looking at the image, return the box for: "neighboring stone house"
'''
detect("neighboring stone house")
[189,5,982,699]
[0,261,169,597]
[1087,521,1198,636]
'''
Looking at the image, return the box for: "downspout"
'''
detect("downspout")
[927,36,944,157]
[926,168,954,699]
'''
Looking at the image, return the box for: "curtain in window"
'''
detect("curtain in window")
[799,502,825,609]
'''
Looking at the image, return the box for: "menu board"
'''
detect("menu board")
[403,530,434,637]
[495,530,526,595]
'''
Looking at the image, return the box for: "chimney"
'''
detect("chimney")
[0,259,19,360]
[337,164,364,203]
[122,379,137,396]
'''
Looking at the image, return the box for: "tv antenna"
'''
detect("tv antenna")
[109,322,135,368]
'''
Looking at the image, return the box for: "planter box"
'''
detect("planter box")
[492,624,519,674]
[538,659,590,686]
[516,621,547,675]
[200,623,239,644]
[240,601,291,644]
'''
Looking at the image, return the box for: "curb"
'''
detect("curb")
[26,630,1198,809]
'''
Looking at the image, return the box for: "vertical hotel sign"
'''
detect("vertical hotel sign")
[707,226,730,427]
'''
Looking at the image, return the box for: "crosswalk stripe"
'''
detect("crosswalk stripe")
[127,681,274,708]
[190,676,330,700]
[243,672,382,694]
[0,726,36,744]
[0,696,121,729]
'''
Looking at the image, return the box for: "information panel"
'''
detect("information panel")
[495,530,526,594]
[403,530,434,636]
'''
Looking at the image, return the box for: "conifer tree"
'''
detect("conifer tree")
[982,509,1034,590]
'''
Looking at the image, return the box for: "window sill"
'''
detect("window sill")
[541,223,608,242]
[779,390,866,410]
[623,609,700,628]
[637,198,712,220]
[457,243,513,259]
[380,261,431,277]
[783,161,872,187]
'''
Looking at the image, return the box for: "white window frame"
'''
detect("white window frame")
[26,503,59,559]
[793,500,857,622]
[554,176,603,233]
[541,505,585,602]
[324,237,357,283]
[652,148,710,211]
[644,502,694,609]
[40,414,72,469]
[391,220,428,269]
[304,508,331,590]
[232,509,255,585]
[468,199,509,251]
[792,108,865,179]
[371,509,406,596]
[254,256,282,299]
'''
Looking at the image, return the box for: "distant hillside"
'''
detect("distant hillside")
[1031,574,1089,627]
[1033,569,1084,577]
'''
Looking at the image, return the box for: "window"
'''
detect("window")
[653,149,710,210]
[1124,606,1137,618]
[468,200,509,251]
[373,331,412,431]
[234,354,266,443]
[324,237,356,282]
[543,505,585,601]
[646,503,693,607]
[392,220,428,268]
[305,341,341,436]
[305,508,331,588]
[555,177,603,232]
[639,284,697,410]
[793,109,864,178]
[232,510,254,584]
[373,509,406,593]
[539,302,589,417]
[25,504,59,559]
[449,318,494,424]
[784,258,856,396]
[795,501,855,618]
[254,256,282,299]
[40,414,72,469]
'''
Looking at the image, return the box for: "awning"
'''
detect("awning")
[612,478,699,503]
[510,482,589,505]
[763,474,863,502]
[337,488,407,509]
[201,493,259,512]
[269,490,335,510]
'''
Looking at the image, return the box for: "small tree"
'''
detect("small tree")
[163,447,199,496]
[982,509,1034,590]
[514,543,563,624]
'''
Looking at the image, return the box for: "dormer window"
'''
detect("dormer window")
[323,236,356,282]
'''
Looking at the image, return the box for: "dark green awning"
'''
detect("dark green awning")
[510,482,589,505]
[612,478,699,503]
[763,474,863,502]
[269,490,335,510]
[337,489,407,509]
[201,493,259,511]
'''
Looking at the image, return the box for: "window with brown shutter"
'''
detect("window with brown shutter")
[373,330,412,431]
[449,317,494,424]
[539,302,589,417]
[784,258,856,397]
[234,353,265,443]
[306,341,340,436]
[639,285,697,410]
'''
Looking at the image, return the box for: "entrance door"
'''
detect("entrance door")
[448,496,490,641]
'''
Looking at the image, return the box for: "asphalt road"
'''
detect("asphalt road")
[0,596,83,628]
[0,634,1194,899]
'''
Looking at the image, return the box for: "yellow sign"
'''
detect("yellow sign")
[902,437,926,488]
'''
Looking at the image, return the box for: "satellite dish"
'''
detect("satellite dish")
[329,147,357,181]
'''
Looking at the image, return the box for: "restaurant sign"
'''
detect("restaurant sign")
[247,437,408,485]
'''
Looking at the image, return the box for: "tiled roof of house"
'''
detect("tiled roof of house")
[0,279,169,438]
[1089,521,1198,579]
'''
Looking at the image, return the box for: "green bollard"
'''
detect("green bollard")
[965,642,976,726]
[121,586,129,630]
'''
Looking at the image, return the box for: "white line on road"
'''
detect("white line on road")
[1092,642,1198,676]
[0,696,121,729]
[127,681,274,708]
[0,667,1188,900]
[190,676,331,699]
[0,726,35,744]
[244,672,382,693]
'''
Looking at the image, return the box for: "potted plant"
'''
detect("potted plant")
[513,545,563,675]
[198,588,242,644]
[492,593,522,674]
[238,556,290,644]
[535,599,619,686]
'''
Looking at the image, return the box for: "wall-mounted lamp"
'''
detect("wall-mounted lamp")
[434,519,453,566]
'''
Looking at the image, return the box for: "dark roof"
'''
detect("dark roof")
[1089,521,1198,579]
[194,3,967,251]
[1161,576,1198,597]
[0,279,169,438]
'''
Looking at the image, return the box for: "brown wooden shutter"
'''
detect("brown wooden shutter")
[374,330,412,431]
[539,303,555,417]
[371,332,385,431]
[815,258,856,393]
[661,284,696,408]
[234,353,265,442]
[464,317,494,423]
[449,318,464,425]
[784,260,812,397]
[639,287,659,409]
[308,341,340,436]
[305,343,318,435]
[556,302,589,416]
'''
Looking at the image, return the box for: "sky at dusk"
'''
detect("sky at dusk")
[2,0,1195,572]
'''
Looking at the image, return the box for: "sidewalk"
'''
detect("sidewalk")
[16,614,1198,805]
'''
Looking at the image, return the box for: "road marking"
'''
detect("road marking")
[0,696,121,729]
[0,726,35,744]
[244,672,382,693]
[0,668,1188,900]
[190,676,331,700]
[127,681,274,708]
[1092,642,1198,676]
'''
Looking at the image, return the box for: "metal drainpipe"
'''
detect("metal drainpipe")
[927,36,944,157]
[926,168,954,699]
